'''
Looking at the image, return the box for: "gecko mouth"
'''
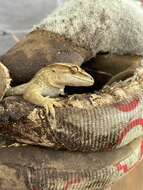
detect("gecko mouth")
[73,76,94,84]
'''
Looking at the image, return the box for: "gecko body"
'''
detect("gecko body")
[6,63,94,116]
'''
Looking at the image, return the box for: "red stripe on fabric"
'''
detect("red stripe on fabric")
[116,140,143,174]
[116,163,128,173]
[117,119,143,145]
[114,97,139,112]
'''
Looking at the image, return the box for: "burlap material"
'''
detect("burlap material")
[0,136,142,190]
[1,63,143,153]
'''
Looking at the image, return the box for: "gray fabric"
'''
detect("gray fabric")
[33,0,143,57]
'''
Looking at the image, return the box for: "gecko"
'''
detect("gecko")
[5,63,94,117]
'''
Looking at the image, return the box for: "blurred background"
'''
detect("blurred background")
[0,0,66,55]
[0,0,141,55]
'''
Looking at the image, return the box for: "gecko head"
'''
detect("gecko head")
[48,63,94,87]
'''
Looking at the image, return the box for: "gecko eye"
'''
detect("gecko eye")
[70,66,79,73]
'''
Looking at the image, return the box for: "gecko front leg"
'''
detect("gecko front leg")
[23,84,62,117]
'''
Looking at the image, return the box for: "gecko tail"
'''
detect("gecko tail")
[5,83,29,96]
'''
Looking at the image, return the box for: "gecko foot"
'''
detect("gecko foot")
[43,98,62,118]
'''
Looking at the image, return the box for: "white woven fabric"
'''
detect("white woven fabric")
[33,0,143,57]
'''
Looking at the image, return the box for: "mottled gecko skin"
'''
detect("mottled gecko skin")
[6,63,94,116]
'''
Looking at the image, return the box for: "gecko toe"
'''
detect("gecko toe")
[43,99,62,118]
[44,103,55,118]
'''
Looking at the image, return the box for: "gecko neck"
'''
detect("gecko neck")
[41,84,65,97]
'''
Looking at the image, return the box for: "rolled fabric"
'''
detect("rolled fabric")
[33,0,143,57]
[0,136,142,190]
